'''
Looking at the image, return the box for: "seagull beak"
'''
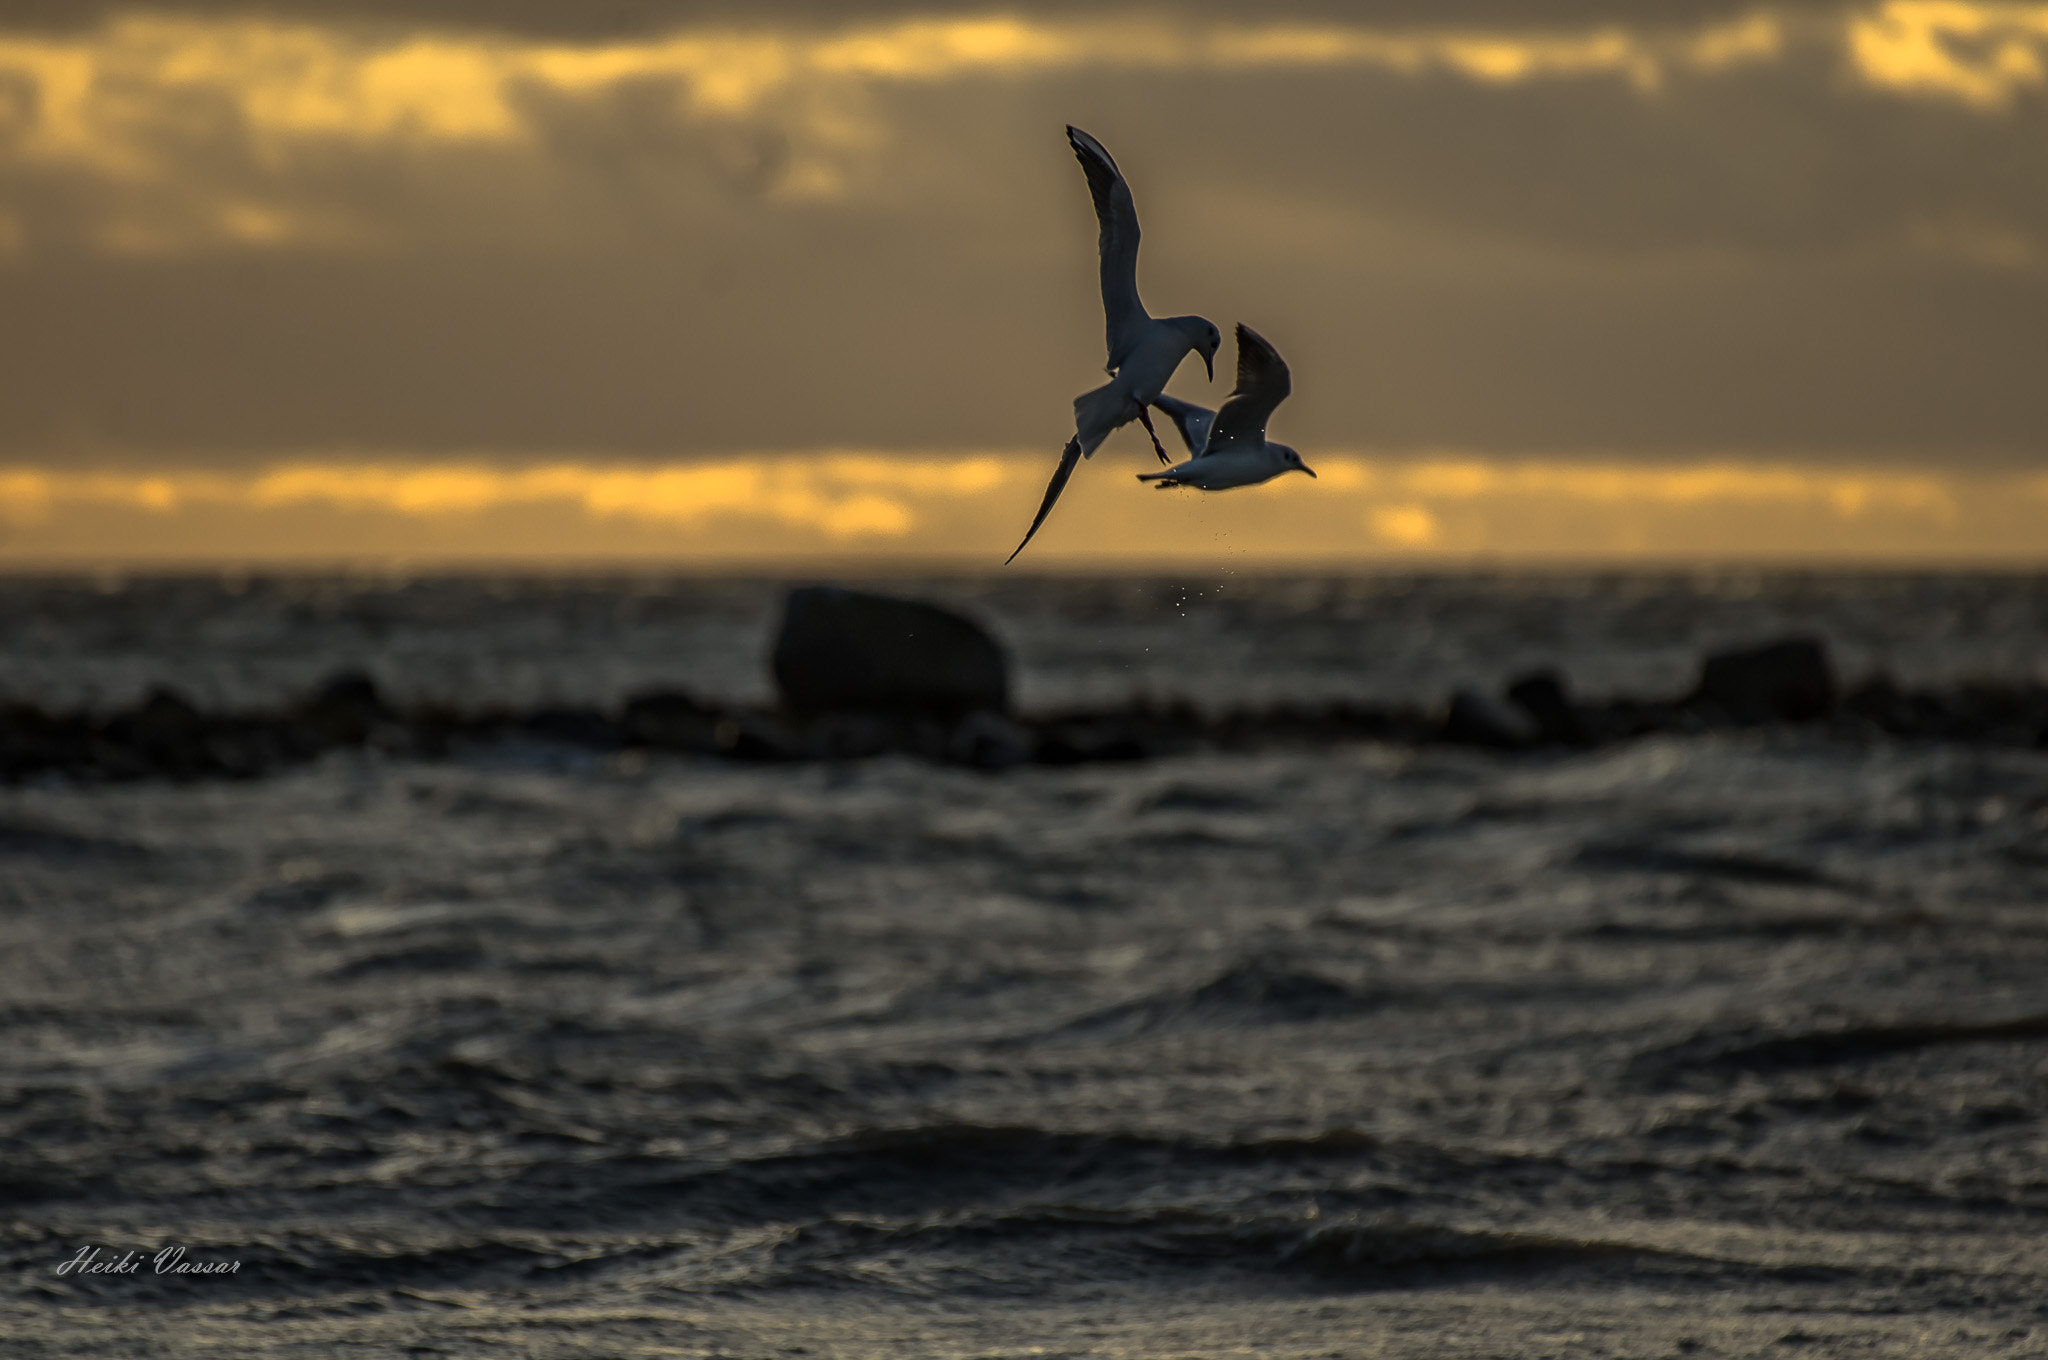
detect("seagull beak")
[1298,463,1317,478]
[1202,350,1214,382]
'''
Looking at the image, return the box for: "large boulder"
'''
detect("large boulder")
[1693,636,1835,723]
[772,587,1010,715]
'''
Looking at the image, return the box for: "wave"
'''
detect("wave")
[1631,1011,2048,1087]
[1004,959,1392,1045]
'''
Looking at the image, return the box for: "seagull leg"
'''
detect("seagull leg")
[1134,405,1173,464]
[1006,437,1083,565]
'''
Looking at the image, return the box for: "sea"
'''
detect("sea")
[3,571,2047,1358]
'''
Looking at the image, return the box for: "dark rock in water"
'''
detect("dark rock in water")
[102,687,211,776]
[948,712,1035,770]
[1693,637,1835,723]
[1034,717,1153,765]
[800,711,905,760]
[202,720,288,778]
[1506,670,1590,745]
[621,690,723,753]
[772,587,1009,715]
[523,707,619,749]
[711,711,801,761]
[1443,688,1539,749]
[294,671,396,748]
[0,703,89,778]
[1843,675,1945,739]
[1921,680,2048,746]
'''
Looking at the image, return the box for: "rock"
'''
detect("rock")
[623,696,799,760]
[294,671,396,748]
[0,703,88,779]
[948,712,1035,770]
[1443,687,1539,749]
[801,712,906,760]
[524,707,619,749]
[621,690,722,753]
[1842,675,1935,738]
[711,711,801,761]
[1505,670,1590,745]
[772,587,1009,716]
[203,720,287,779]
[1694,637,1835,723]
[1033,717,1152,764]
[102,686,213,776]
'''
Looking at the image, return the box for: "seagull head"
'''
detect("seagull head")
[1173,316,1222,381]
[1276,444,1315,478]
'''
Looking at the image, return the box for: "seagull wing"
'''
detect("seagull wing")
[1067,126,1146,372]
[1006,437,1083,564]
[1204,324,1291,452]
[1151,394,1216,458]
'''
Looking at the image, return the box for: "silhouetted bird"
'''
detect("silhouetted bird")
[1007,126,1221,563]
[1140,324,1316,490]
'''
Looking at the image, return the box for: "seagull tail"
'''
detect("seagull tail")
[1071,382,1131,459]
[1006,437,1084,565]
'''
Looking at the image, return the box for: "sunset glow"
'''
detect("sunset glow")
[2,3,2043,566]
[1,454,2040,566]
[0,6,2041,250]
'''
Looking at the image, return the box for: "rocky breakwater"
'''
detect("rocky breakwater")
[2,597,2045,784]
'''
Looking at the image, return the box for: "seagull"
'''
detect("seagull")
[1006,126,1222,564]
[1139,324,1316,490]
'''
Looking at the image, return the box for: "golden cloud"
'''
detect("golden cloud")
[237,456,1013,536]
[4,6,2035,252]
[1849,1,2048,108]
[0,453,2040,565]
[1369,504,1441,547]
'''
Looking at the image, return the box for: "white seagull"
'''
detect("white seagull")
[1139,324,1316,490]
[1006,126,1222,564]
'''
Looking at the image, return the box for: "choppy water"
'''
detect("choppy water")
[4,573,2048,1357]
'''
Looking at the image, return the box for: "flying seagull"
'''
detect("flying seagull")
[1139,324,1316,490]
[1006,126,1222,564]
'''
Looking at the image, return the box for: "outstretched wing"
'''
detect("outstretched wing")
[1005,437,1084,565]
[1204,325,1291,453]
[1151,394,1216,458]
[1067,126,1146,372]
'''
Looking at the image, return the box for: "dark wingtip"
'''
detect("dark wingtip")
[1005,525,1040,565]
[1007,437,1083,565]
[1066,125,1116,174]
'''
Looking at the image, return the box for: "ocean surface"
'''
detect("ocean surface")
[4,571,2048,1358]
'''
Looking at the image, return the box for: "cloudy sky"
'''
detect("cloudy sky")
[2,0,2045,563]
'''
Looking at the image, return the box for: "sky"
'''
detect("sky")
[2,0,2046,565]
